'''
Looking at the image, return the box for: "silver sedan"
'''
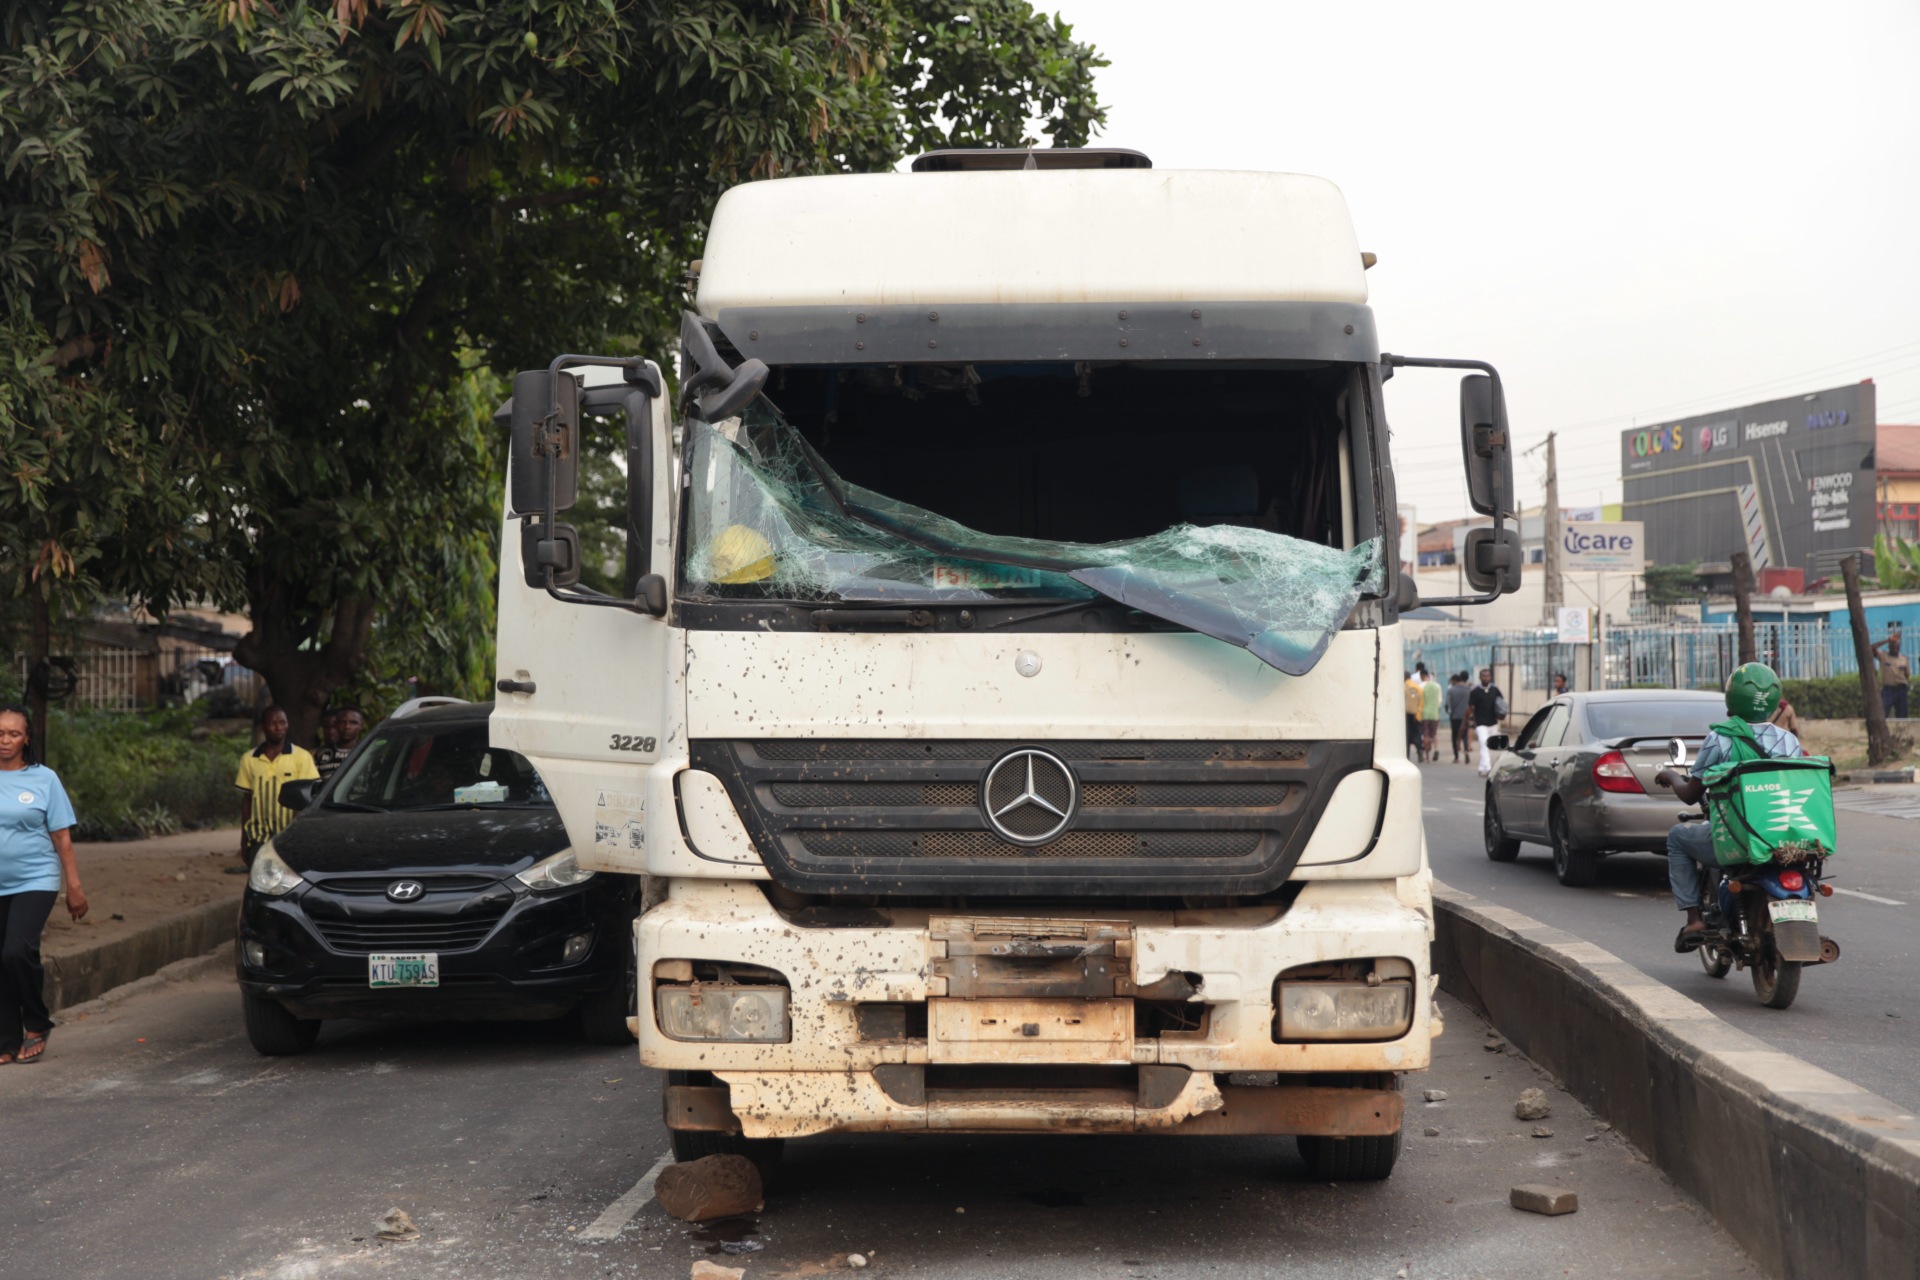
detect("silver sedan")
[1481,690,1726,886]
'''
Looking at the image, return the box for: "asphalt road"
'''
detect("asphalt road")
[3,958,1756,1279]
[1420,760,1920,1112]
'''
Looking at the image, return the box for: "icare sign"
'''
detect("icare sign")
[1561,521,1645,573]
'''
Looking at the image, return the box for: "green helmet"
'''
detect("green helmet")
[1725,663,1782,723]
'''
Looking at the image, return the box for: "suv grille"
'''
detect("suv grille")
[311,907,508,955]
[689,738,1374,897]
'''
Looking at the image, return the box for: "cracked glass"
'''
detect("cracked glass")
[680,397,1383,675]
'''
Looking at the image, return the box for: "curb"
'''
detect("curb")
[1433,884,1920,1280]
[46,897,240,1014]
[1840,769,1916,785]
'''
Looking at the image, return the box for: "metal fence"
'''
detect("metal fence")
[17,646,263,714]
[1409,621,1861,719]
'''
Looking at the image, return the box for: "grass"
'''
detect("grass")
[1796,719,1917,773]
[42,706,249,840]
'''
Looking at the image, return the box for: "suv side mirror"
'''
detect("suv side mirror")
[508,369,580,517]
[1487,734,1510,753]
[280,779,319,812]
[1459,374,1515,519]
[1464,526,1524,593]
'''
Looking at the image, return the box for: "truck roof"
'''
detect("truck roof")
[695,169,1368,316]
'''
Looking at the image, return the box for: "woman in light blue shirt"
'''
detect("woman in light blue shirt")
[0,704,88,1064]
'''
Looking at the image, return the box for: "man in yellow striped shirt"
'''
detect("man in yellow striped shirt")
[234,706,318,866]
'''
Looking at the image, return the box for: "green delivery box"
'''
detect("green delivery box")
[1702,756,1838,867]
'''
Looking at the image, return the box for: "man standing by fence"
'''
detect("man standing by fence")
[234,706,317,867]
[1873,632,1909,720]
[1468,667,1506,777]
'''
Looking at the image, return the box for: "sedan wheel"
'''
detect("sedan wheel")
[1483,789,1521,862]
[1550,804,1598,887]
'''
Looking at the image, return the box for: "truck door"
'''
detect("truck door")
[490,374,675,877]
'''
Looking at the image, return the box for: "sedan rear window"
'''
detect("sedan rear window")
[328,725,553,811]
[1584,700,1721,743]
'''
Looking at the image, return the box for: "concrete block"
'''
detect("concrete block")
[1510,1184,1578,1216]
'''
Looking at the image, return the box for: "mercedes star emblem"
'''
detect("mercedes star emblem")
[981,748,1078,846]
[386,880,425,902]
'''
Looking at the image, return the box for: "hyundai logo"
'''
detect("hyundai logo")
[386,880,425,902]
[981,749,1078,846]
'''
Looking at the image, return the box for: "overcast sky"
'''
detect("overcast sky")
[1062,0,1920,526]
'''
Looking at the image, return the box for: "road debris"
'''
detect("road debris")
[848,1253,870,1268]
[1423,1089,1448,1103]
[1531,1126,1553,1139]
[655,1155,764,1223]
[1423,1126,1441,1137]
[1515,1088,1551,1120]
[1484,1037,1507,1053]
[1510,1184,1579,1216]
[376,1208,420,1241]
[690,1262,745,1280]
[721,1240,765,1255]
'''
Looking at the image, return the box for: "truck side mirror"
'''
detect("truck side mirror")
[1463,526,1523,593]
[509,369,580,517]
[520,521,582,589]
[680,311,770,422]
[1459,374,1515,519]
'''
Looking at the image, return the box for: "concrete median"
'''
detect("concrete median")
[1434,883,1920,1280]
[46,897,239,1014]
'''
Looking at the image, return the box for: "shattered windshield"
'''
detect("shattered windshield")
[679,397,1383,676]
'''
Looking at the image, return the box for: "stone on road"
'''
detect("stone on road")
[1511,1185,1580,1216]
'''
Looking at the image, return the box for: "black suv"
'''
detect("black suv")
[235,700,638,1054]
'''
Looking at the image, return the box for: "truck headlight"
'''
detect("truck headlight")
[248,842,304,896]
[656,986,790,1042]
[1275,981,1413,1042]
[515,849,595,891]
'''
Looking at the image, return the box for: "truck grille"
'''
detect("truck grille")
[689,738,1375,897]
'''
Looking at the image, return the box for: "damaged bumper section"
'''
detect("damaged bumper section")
[640,877,1432,1139]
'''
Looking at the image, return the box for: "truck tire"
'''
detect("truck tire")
[577,937,638,1045]
[1483,789,1521,862]
[667,1071,786,1174]
[242,991,320,1056]
[1550,804,1598,887]
[1294,1073,1402,1181]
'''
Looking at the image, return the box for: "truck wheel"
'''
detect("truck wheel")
[1294,1074,1402,1181]
[577,934,638,1045]
[667,1071,786,1174]
[242,991,320,1056]
[1549,805,1597,887]
[1483,790,1521,862]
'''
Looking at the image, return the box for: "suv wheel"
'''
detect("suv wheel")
[242,991,320,1056]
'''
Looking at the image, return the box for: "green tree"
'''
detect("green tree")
[1642,561,1702,606]
[2,1,1105,742]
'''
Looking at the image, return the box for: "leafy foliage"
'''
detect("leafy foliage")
[1875,533,1920,592]
[2,1,1106,738]
[1642,561,1703,605]
[1781,675,1865,721]
[44,707,249,840]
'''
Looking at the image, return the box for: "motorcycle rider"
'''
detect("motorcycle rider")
[1654,663,1803,952]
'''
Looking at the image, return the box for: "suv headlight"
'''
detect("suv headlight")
[248,842,304,896]
[515,849,595,891]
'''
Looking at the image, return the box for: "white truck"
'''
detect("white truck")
[492,148,1521,1181]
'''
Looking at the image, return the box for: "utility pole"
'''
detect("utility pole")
[1842,554,1895,766]
[1528,432,1563,622]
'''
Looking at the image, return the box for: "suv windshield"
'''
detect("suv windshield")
[1585,700,1723,742]
[678,392,1383,676]
[328,723,553,811]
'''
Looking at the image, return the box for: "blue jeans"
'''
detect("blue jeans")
[1667,821,1719,912]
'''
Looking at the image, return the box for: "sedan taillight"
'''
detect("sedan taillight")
[1592,751,1645,794]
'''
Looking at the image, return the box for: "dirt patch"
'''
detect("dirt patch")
[1797,719,1917,771]
[43,828,244,961]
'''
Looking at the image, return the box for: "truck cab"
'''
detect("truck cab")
[492,148,1519,1181]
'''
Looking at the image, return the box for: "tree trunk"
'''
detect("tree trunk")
[1730,550,1757,666]
[1841,555,1894,766]
[232,578,377,750]
[26,586,50,762]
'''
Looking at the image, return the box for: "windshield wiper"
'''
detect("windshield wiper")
[810,607,933,631]
[322,800,389,813]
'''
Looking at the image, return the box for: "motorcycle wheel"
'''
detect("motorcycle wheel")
[1750,912,1802,1010]
[1698,943,1732,979]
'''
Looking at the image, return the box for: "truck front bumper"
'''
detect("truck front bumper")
[638,877,1435,1139]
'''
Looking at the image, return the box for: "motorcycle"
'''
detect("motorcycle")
[1664,737,1842,1010]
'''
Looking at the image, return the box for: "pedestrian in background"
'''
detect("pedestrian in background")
[1468,667,1506,776]
[235,705,318,867]
[1873,632,1909,720]
[1419,665,1443,762]
[1403,670,1422,761]
[1769,691,1799,737]
[313,706,364,783]
[0,703,87,1065]
[1445,671,1472,763]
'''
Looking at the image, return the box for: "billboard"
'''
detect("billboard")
[1621,382,1876,575]
[1561,521,1645,573]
